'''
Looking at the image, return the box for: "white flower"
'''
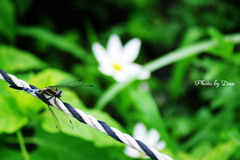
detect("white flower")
[124,122,166,159]
[92,34,150,82]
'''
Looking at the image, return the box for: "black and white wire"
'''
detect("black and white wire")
[0,69,173,160]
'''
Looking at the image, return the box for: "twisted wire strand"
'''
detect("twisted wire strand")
[0,69,173,160]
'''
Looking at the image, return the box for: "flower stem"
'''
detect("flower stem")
[95,33,240,110]
[144,40,215,72]
[16,130,29,160]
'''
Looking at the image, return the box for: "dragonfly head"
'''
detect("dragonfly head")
[56,90,63,98]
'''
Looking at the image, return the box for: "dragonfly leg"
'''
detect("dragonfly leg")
[47,104,62,131]
[43,91,73,129]
[53,96,73,128]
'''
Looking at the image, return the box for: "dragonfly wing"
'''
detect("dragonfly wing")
[49,80,83,88]
[48,105,62,131]
[52,98,73,129]
[49,80,94,90]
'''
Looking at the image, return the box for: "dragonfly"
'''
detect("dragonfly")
[9,80,93,131]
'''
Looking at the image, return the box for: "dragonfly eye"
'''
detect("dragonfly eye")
[56,90,63,98]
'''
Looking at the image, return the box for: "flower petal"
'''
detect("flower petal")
[133,123,148,142]
[138,69,151,80]
[124,147,141,158]
[125,63,150,80]
[92,43,109,65]
[156,141,166,151]
[107,34,122,59]
[146,129,160,147]
[98,65,114,76]
[125,63,142,76]
[122,38,141,63]
[112,71,128,82]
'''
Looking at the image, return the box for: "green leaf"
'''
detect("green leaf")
[95,82,130,110]
[28,124,129,160]
[130,88,176,152]
[0,94,28,133]
[169,58,193,99]
[0,45,47,72]
[191,141,212,159]
[177,151,195,160]
[207,27,234,60]
[210,86,238,109]
[202,140,238,160]
[179,27,205,47]
[33,68,77,86]
[0,0,15,42]
[14,0,32,17]
[0,148,22,160]
[17,26,89,61]
[169,27,203,99]
[182,106,234,150]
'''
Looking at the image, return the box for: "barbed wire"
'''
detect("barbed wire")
[0,69,173,160]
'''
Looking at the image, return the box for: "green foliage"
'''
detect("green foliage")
[207,27,234,60]
[17,27,89,61]
[0,93,28,133]
[1,0,240,160]
[0,45,47,72]
[0,0,15,42]
[202,140,238,160]
[130,86,176,151]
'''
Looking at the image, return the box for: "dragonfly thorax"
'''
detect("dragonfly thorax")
[40,87,63,98]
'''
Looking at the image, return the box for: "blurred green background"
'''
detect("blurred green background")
[1,0,240,159]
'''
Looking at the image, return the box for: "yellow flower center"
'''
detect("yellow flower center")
[138,151,146,157]
[113,63,122,71]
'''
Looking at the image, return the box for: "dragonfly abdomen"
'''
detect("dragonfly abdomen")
[22,87,40,93]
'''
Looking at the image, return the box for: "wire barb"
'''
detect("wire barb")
[0,69,173,160]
